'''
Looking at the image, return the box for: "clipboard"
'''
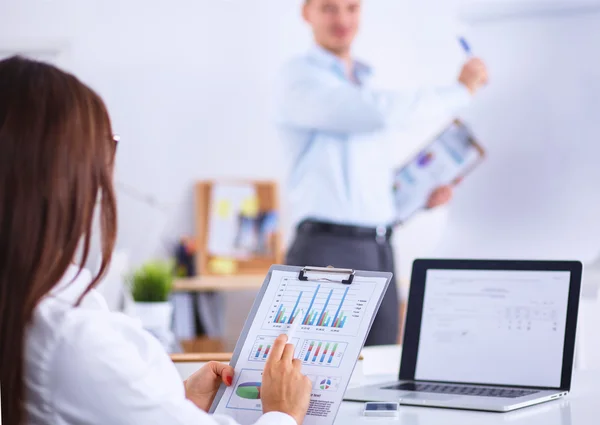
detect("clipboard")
[210,265,392,425]
[392,119,486,226]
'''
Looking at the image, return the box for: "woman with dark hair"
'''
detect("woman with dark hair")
[0,56,311,425]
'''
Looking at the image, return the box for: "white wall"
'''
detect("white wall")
[435,3,600,262]
[4,0,600,353]
[0,0,473,283]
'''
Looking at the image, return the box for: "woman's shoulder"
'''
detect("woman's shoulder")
[25,291,183,423]
[25,290,147,387]
[26,268,139,370]
[26,265,147,368]
[27,287,167,378]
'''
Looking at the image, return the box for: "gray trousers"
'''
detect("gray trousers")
[285,231,399,346]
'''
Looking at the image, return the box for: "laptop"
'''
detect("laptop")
[345,259,582,412]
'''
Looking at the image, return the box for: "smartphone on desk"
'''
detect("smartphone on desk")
[363,402,400,417]
[392,119,485,224]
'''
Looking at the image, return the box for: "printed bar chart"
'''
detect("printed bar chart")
[273,303,304,324]
[264,277,375,336]
[299,339,347,368]
[287,290,303,324]
[301,287,348,328]
[249,335,299,362]
[253,344,271,360]
[274,304,285,324]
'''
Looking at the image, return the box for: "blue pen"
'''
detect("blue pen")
[458,36,472,56]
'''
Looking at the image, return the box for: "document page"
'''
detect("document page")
[415,269,571,387]
[393,121,483,222]
[213,269,389,425]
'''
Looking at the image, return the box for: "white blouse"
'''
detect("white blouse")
[24,265,294,425]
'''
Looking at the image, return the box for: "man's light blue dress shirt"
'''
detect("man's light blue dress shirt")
[276,45,471,228]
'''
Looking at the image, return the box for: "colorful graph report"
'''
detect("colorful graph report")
[226,369,264,411]
[299,339,347,368]
[248,335,300,363]
[307,375,342,392]
[213,268,391,425]
[263,277,375,336]
[320,378,333,390]
[236,382,261,399]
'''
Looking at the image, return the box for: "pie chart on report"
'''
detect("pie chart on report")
[236,382,262,399]
[320,379,332,390]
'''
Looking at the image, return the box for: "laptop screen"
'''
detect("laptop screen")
[414,269,571,388]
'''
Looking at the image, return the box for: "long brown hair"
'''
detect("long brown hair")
[0,56,118,424]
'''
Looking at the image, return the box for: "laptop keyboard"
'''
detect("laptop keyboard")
[383,383,539,399]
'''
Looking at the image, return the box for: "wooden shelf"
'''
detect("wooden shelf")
[173,274,265,292]
[195,180,283,277]
[171,352,233,363]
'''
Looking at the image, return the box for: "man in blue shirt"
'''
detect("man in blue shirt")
[277,0,488,345]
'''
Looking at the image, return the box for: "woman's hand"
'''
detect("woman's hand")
[261,334,313,425]
[184,361,235,412]
[426,185,454,209]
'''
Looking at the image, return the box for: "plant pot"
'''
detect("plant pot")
[133,301,173,331]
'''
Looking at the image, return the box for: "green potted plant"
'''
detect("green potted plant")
[128,260,174,332]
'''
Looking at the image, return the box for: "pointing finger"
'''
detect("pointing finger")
[265,334,288,365]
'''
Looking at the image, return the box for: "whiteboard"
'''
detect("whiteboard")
[459,0,600,24]
[434,9,600,261]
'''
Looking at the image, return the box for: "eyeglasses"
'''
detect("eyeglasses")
[113,134,120,156]
[110,134,120,162]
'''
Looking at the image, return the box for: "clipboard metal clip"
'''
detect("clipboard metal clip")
[298,266,355,285]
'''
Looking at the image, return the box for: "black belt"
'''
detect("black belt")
[297,220,393,242]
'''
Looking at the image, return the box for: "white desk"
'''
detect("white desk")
[336,345,598,424]
[173,345,598,425]
[338,372,598,425]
